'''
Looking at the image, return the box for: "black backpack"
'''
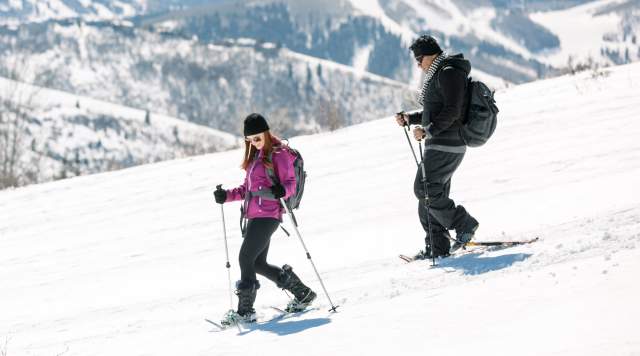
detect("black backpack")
[265,144,306,210]
[460,78,499,147]
[240,143,306,237]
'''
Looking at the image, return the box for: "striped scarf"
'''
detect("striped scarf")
[417,51,448,105]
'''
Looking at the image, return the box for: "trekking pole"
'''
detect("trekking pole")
[397,112,419,167]
[418,142,436,267]
[216,185,234,311]
[280,198,339,313]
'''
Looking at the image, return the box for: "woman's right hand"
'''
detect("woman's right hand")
[214,186,227,204]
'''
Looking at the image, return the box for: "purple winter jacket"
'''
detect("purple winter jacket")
[225,146,296,220]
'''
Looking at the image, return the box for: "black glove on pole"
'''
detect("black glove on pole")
[271,183,286,199]
[214,186,227,204]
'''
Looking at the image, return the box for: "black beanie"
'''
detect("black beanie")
[409,35,442,57]
[243,113,270,136]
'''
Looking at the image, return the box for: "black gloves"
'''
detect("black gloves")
[271,183,286,199]
[214,184,283,203]
[214,186,227,204]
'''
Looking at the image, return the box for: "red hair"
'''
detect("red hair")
[241,131,282,170]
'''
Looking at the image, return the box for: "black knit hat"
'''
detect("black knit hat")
[409,35,442,57]
[243,113,270,136]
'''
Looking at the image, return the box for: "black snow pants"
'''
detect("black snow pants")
[413,149,476,256]
[239,217,284,283]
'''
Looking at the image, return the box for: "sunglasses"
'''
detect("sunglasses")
[415,55,424,64]
[245,136,263,143]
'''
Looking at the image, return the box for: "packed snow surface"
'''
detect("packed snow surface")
[1,63,639,355]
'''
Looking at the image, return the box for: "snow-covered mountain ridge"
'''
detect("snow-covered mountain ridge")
[0,18,413,135]
[351,0,640,71]
[0,61,638,354]
[0,0,146,26]
[4,0,640,86]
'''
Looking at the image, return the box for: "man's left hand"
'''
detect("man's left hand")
[413,126,433,141]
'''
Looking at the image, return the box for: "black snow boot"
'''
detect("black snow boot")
[277,265,316,312]
[451,218,479,254]
[415,230,452,259]
[236,279,259,319]
[221,280,259,326]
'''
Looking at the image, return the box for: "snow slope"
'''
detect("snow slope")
[1,63,640,355]
[530,0,634,67]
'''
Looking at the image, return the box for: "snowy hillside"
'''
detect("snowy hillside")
[531,0,640,67]
[126,0,640,85]
[0,19,413,135]
[349,0,640,80]
[0,75,238,185]
[0,0,240,25]
[1,62,639,355]
[2,0,640,86]
[0,0,146,26]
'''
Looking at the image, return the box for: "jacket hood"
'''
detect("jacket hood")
[442,53,471,76]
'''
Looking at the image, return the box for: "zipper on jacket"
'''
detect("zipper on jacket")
[247,159,258,191]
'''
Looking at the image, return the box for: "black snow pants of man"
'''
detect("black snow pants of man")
[239,217,284,283]
[413,148,477,256]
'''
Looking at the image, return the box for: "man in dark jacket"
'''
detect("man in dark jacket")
[395,34,479,258]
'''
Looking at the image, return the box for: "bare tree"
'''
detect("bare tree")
[0,57,40,189]
[562,55,600,76]
[268,107,297,138]
[401,86,420,111]
[0,335,9,356]
[315,97,345,132]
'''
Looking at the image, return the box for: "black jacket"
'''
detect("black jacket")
[408,54,470,147]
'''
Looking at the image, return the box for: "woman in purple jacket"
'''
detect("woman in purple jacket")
[214,113,316,325]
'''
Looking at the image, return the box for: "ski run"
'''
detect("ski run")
[1,62,640,355]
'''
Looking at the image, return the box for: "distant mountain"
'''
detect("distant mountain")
[134,0,640,84]
[0,0,145,25]
[0,18,412,136]
[2,1,638,85]
[530,0,640,68]
[134,2,415,83]
[357,0,640,79]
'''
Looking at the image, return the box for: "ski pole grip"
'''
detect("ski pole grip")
[396,111,408,127]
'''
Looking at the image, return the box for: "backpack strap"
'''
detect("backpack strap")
[240,151,260,237]
[265,144,287,187]
[266,147,293,233]
[462,77,474,124]
[264,150,278,186]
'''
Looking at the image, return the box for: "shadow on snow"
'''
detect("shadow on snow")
[238,317,331,336]
[437,252,532,275]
